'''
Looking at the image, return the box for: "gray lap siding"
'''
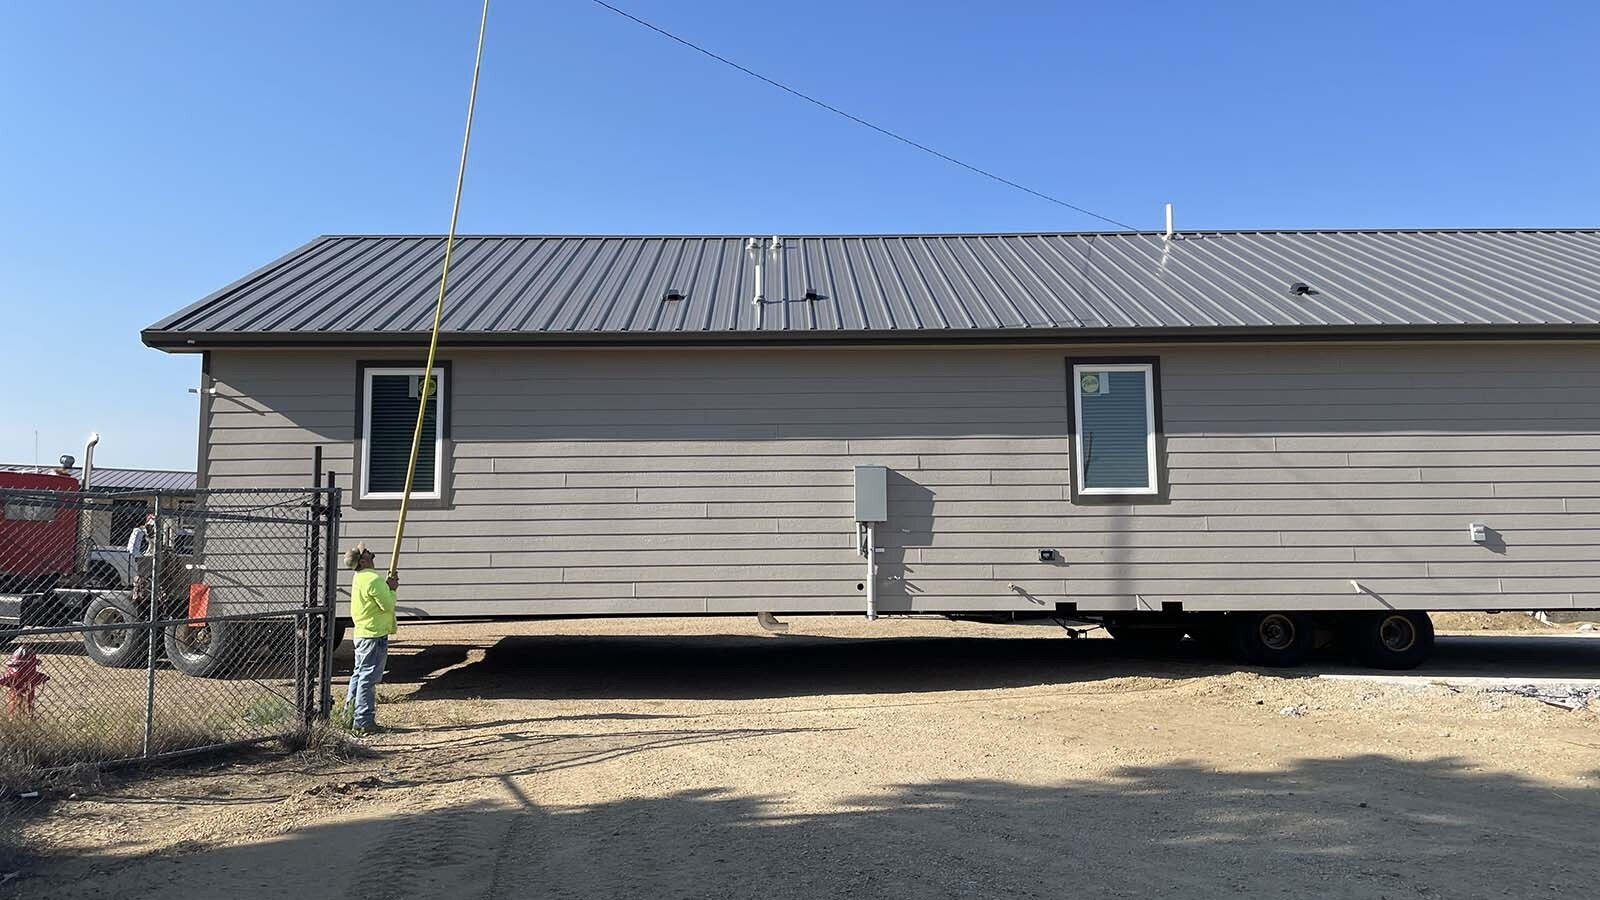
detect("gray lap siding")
[201,344,1600,617]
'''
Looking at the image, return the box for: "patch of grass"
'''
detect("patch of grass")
[0,711,224,784]
[280,720,378,762]
[241,695,295,727]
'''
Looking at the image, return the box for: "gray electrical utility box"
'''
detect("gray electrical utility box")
[854,465,888,523]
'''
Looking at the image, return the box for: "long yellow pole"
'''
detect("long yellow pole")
[389,0,490,578]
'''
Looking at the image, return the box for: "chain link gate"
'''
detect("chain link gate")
[0,484,339,781]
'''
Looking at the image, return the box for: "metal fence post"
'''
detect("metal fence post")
[319,474,340,719]
[143,494,161,758]
[297,450,322,725]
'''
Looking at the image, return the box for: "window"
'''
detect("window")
[1070,361,1160,497]
[3,498,57,521]
[361,366,446,500]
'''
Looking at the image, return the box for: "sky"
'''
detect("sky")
[2,0,1597,470]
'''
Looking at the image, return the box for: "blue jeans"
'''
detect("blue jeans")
[345,636,389,729]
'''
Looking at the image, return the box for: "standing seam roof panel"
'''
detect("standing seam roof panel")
[143,230,1600,341]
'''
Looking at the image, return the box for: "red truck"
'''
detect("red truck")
[0,470,80,597]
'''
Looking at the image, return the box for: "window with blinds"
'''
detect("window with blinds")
[1071,362,1159,496]
[362,367,444,499]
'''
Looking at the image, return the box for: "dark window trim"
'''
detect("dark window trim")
[1064,355,1168,505]
[352,359,454,511]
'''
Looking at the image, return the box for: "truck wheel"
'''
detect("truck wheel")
[1229,611,1315,667]
[83,595,151,669]
[1349,611,1434,670]
[165,619,241,678]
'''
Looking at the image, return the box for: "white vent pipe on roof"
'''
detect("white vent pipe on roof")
[748,237,764,305]
[1164,203,1174,240]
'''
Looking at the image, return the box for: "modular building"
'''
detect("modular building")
[142,229,1600,667]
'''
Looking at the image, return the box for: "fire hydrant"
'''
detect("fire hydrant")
[0,647,49,715]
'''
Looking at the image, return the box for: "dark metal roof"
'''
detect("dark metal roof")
[144,230,1600,348]
[0,465,197,493]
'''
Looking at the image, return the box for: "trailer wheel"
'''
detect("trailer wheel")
[165,619,242,678]
[1349,611,1434,670]
[82,595,150,669]
[1229,611,1315,667]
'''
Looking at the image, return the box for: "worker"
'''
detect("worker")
[343,543,399,734]
[127,512,155,602]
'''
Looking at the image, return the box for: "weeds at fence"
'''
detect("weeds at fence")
[0,710,225,778]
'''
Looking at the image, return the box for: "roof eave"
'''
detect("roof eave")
[142,323,1600,352]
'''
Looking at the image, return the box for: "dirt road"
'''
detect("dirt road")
[9,616,1600,899]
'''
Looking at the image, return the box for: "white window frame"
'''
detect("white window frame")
[1072,362,1158,496]
[361,366,445,501]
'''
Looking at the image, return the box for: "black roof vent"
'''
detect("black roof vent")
[803,287,822,301]
[1288,281,1318,296]
[663,288,685,302]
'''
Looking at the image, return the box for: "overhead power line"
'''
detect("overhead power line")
[586,0,1140,232]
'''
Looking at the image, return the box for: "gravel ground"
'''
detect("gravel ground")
[6,614,1600,900]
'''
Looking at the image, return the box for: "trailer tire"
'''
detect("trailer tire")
[165,619,243,678]
[1349,611,1434,670]
[82,595,150,669]
[1229,611,1315,667]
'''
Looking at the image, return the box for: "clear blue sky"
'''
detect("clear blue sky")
[2,1,1596,470]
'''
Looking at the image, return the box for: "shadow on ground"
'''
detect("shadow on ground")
[391,633,1233,700]
[382,631,1600,701]
[15,754,1600,900]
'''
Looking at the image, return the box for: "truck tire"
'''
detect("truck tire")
[1229,611,1315,667]
[1348,611,1434,670]
[165,619,242,678]
[82,594,151,669]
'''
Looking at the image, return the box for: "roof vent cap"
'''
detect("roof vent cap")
[663,288,685,302]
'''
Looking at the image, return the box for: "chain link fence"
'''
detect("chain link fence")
[0,485,339,781]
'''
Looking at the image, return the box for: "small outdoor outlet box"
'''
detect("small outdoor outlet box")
[1469,522,1488,543]
[1038,549,1058,562]
[854,465,888,523]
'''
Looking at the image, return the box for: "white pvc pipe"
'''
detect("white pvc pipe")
[748,237,764,304]
[865,522,877,620]
[1164,203,1174,240]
